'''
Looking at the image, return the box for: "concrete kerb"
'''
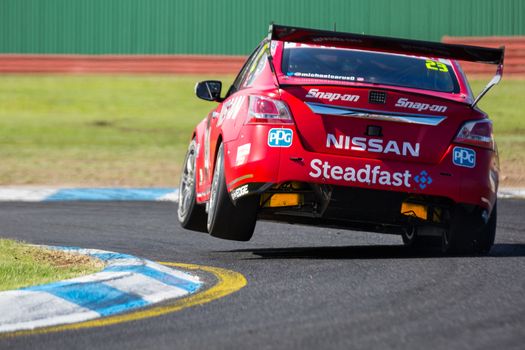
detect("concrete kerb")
[498,188,525,199]
[0,187,179,202]
[0,187,523,202]
[0,246,202,333]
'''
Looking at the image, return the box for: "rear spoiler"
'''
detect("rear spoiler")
[269,24,504,107]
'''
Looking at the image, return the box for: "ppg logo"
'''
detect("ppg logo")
[453,146,476,168]
[268,128,293,147]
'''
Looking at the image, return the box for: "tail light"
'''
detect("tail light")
[246,96,293,124]
[454,119,494,149]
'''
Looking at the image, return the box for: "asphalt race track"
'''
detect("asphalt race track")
[1,199,524,350]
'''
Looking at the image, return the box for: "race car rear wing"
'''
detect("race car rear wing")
[268,24,504,107]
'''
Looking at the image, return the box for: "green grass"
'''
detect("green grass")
[470,79,525,134]
[470,78,525,185]
[0,74,522,186]
[0,239,103,291]
[0,74,233,186]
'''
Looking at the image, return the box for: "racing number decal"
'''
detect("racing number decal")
[425,60,449,72]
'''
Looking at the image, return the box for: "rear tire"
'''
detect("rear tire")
[402,226,437,253]
[177,139,208,232]
[475,202,497,255]
[442,203,497,255]
[207,143,258,241]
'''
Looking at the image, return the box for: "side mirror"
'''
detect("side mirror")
[195,80,222,101]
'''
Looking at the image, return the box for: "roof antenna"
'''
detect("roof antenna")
[333,22,337,32]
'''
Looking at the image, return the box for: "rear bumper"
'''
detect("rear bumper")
[223,125,498,212]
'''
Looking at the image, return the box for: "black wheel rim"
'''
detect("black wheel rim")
[404,226,416,241]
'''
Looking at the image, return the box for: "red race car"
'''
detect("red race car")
[178,24,504,254]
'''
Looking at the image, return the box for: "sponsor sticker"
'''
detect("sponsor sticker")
[453,146,476,168]
[326,133,420,157]
[235,143,251,166]
[305,88,360,102]
[309,159,412,188]
[413,170,433,190]
[268,128,293,147]
[395,97,447,113]
[217,95,245,126]
[308,158,433,190]
[230,184,249,200]
[292,73,363,83]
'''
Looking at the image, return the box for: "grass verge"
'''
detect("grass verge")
[470,78,525,187]
[0,74,234,186]
[0,239,104,291]
[0,74,523,187]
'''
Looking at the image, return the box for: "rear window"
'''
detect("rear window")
[281,45,459,93]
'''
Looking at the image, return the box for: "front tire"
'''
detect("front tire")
[177,139,208,232]
[207,143,258,241]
